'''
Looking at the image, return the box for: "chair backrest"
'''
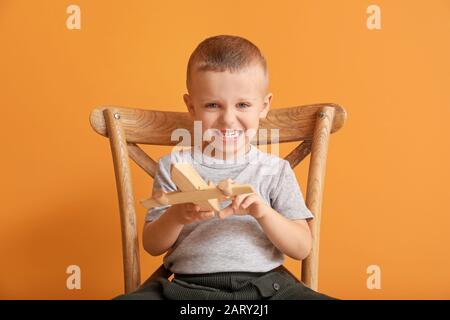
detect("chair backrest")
[90,103,347,293]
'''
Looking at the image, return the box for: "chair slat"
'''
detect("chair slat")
[285,140,312,169]
[127,143,158,178]
[90,103,346,145]
[103,109,141,293]
[301,106,336,290]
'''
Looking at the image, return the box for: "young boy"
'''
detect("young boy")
[114,35,336,300]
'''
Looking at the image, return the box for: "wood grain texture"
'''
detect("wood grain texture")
[127,143,157,178]
[103,109,141,293]
[140,184,254,209]
[90,103,346,145]
[170,163,220,212]
[301,107,336,291]
[285,140,312,169]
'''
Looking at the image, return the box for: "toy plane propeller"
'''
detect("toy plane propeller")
[140,163,254,212]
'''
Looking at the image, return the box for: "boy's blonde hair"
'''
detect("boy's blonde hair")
[186,35,268,92]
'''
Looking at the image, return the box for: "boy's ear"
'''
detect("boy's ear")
[259,93,273,119]
[183,93,195,118]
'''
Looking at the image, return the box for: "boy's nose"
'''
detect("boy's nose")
[219,108,237,126]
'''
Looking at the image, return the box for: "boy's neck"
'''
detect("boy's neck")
[191,142,258,168]
[200,143,251,161]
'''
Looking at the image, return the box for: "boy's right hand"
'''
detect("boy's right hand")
[167,203,215,225]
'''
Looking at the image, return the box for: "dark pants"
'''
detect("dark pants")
[113,265,337,300]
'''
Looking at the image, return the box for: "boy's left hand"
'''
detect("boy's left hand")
[217,180,268,220]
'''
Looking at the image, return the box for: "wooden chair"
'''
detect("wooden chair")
[89,103,347,294]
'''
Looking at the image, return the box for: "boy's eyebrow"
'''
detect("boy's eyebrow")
[199,98,220,103]
[199,97,255,103]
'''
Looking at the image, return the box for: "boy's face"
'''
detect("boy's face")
[183,64,273,159]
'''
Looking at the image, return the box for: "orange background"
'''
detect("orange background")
[1,0,449,299]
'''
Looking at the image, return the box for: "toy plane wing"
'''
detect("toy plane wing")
[140,163,254,212]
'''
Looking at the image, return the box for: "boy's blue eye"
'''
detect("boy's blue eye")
[237,103,250,109]
[205,103,250,109]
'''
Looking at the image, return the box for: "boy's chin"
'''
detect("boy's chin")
[203,141,249,159]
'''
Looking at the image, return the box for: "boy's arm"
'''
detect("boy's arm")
[260,160,313,260]
[217,190,313,261]
[143,206,184,256]
[255,206,312,261]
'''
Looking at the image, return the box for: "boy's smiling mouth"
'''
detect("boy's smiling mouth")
[215,129,244,141]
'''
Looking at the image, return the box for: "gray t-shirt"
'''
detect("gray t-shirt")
[145,144,314,274]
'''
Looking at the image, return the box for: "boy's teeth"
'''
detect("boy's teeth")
[222,130,242,137]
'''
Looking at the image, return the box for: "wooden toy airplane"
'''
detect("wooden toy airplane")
[140,163,255,212]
